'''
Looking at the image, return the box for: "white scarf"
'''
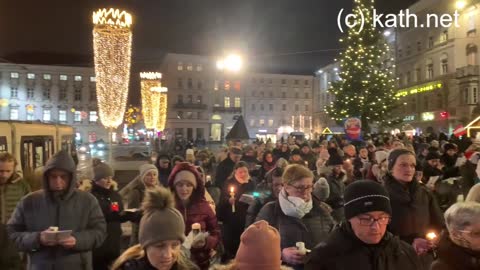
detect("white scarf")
[278,188,313,219]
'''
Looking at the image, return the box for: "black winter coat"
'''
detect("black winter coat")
[0,223,21,270]
[214,157,235,189]
[384,174,444,244]
[91,183,131,270]
[430,232,480,270]
[305,222,422,270]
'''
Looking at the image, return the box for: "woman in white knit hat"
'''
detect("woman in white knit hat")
[124,164,159,245]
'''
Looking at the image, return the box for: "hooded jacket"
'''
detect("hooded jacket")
[168,163,221,270]
[304,222,421,270]
[7,150,106,270]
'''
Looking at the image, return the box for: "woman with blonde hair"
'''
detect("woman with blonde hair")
[111,187,198,270]
[256,164,334,270]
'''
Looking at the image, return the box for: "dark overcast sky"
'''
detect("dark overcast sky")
[0,0,417,74]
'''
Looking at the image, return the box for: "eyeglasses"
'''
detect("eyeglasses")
[357,216,391,226]
[288,184,313,193]
[457,230,480,238]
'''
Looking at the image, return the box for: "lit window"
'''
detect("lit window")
[224,97,230,107]
[234,97,241,107]
[74,75,82,81]
[259,119,265,126]
[89,111,98,122]
[214,80,219,91]
[27,73,35,79]
[196,65,203,71]
[74,111,81,122]
[90,76,96,82]
[60,75,68,81]
[187,63,193,71]
[59,110,67,122]
[177,62,183,71]
[9,108,18,120]
[43,74,51,80]
[268,119,274,127]
[10,72,19,79]
[43,109,51,121]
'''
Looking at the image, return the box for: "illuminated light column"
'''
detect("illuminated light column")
[92,8,133,129]
[156,87,168,132]
[291,116,295,130]
[140,72,162,130]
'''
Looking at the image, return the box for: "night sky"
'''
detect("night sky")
[0,0,418,105]
[0,0,417,74]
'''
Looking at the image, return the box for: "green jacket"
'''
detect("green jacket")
[1,173,30,223]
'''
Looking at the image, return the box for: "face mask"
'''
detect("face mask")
[278,188,313,219]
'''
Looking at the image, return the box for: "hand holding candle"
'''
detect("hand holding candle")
[229,186,236,213]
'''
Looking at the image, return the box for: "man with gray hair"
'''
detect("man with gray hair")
[431,201,480,270]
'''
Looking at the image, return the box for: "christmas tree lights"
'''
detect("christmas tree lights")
[325,0,398,132]
[92,8,132,129]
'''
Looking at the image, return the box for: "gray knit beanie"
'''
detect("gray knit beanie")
[93,162,113,182]
[139,186,186,248]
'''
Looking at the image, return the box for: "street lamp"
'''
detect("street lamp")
[216,54,243,72]
[456,1,467,10]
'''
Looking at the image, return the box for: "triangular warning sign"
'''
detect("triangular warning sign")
[322,127,333,134]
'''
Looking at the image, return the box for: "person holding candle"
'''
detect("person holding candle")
[431,201,480,270]
[383,149,444,268]
[168,162,220,270]
[90,161,139,270]
[217,161,255,262]
[305,180,421,270]
[256,164,335,270]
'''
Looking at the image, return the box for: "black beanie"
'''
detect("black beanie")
[425,151,441,161]
[387,149,415,171]
[328,154,344,166]
[344,180,392,220]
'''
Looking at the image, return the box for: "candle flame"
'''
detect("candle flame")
[426,232,437,240]
[230,186,235,193]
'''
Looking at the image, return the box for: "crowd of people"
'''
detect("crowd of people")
[1,132,480,269]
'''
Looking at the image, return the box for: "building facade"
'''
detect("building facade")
[160,53,315,143]
[395,0,480,134]
[0,63,108,143]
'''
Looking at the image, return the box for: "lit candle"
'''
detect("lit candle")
[229,186,236,213]
[426,231,437,241]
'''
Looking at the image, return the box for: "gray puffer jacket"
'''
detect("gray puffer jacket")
[7,150,106,270]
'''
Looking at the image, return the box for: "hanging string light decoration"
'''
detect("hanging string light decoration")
[156,87,168,131]
[140,72,162,130]
[92,8,133,129]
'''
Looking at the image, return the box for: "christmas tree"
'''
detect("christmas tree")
[325,0,399,132]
